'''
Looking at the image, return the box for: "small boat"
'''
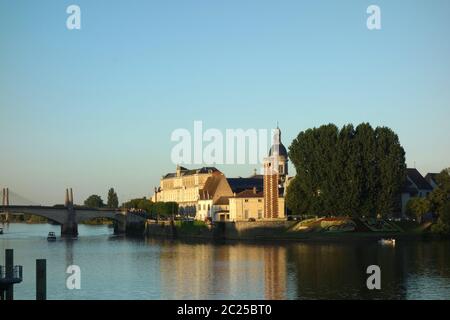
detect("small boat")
[47,232,57,241]
[378,238,396,246]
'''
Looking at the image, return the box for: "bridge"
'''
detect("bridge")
[0,187,144,236]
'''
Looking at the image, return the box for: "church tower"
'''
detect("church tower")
[263,126,288,219]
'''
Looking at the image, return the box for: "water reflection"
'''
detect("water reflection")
[2,224,450,300]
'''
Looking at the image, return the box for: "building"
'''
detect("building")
[153,126,291,221]
[425,173,439,189]
[400,168,433,214]
[228,188,285,222]
[152,165,222,215]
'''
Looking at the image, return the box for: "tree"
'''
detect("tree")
[151,202,179,219]
[431,201,450,235]
[406,197,430,224]
[429,168,450,234]
[84,195,105,208]
[429,168,450,212]
[287,123,406,218]
[107,188,119,209]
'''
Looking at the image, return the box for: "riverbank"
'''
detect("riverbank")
[143,219,435,243]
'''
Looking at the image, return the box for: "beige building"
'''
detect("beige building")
[152,165,223,215]
[227,188,285,222]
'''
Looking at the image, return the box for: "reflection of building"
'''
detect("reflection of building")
[264,246,287,300]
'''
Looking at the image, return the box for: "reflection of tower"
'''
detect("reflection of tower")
[264,246,287,300]
[263,127,288,219]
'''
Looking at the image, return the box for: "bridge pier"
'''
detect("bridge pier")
[61,222,78,237]
[113,220,126,234]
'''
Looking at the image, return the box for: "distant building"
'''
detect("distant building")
[152,165,222,215]
[153,127,290,221]
[401,168,433,214]
[425,173,439,189]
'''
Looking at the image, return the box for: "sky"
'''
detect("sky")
[1,0,449,205]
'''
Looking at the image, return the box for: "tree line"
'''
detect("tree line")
[286,123,406,218]
[83,188,178,220]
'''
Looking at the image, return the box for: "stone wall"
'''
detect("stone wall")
[145,219,295,241]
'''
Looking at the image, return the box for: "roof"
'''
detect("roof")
[425,173,439,185]
[163,166,221,179]
[214,196,230,205]
[405,168,433,191]
[269,143,288,157]
[268,127,288,158]
[233,189,264,198]
[199,175,225,200]
[227,177,263,194]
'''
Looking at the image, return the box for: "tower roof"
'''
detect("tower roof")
[268,127,288,157]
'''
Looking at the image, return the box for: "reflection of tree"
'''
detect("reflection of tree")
[286,243,407,299]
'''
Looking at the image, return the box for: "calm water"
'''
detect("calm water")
[1,223,450,300]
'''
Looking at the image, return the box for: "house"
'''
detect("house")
[401,168,433,214]
[425,173,439,189]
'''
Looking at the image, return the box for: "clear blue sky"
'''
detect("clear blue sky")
[1,0,449,205]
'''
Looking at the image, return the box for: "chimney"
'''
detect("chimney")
[2,188,5,206]
[253,168,257,176]
[253,187,257,194]
[6,188,9,206]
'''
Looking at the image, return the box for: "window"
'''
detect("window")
[258,210,263,219]
[244,199,249,202]
[258,199,262,203]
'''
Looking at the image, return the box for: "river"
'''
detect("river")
[1,223,450,300]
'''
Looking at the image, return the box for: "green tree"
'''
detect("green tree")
[107,188,119,209]
[429,168,450,235]
[429,168,450,212]
[431,201,450,235]
[406,197,431,224]
[84,195,105,208]
[287,123,406,218]
[151,202,179,219]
